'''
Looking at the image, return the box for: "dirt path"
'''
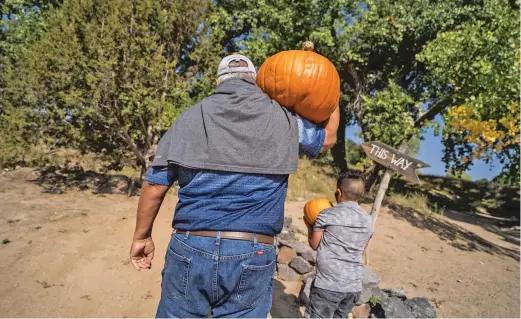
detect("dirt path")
[0,169,519,317]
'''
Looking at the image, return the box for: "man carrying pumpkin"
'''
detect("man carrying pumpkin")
[129,50,340,318]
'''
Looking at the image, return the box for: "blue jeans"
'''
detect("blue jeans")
[156,232,276,318]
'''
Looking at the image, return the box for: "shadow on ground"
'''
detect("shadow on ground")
[270,279,302,318]
[442,209,520,247]
[30,166,140,196]
[387,203,520,261]
[389,175,520,223]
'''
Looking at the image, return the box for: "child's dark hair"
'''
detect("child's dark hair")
[337,171,365,201]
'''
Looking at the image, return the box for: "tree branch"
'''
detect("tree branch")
[137,114,151,148]
[413,97,450,128]
[118,131,146,165]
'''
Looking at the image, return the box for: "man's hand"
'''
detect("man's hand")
[321,106,340,152]
[130,237,155,271]
[130,181,170,271]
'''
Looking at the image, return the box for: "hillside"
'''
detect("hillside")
[288,159,520,225]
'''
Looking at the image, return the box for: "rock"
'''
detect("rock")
[286,223,300,236]
[278,237,294,248]
[382,287,406,300]
[295,242,313,255]
[297,227,307,235]
[362,267,380,288]
[301,248,317,264]
[298,277,313,305]
[277,246,297,264]
[290,256,314,274]
[378,297,414,318]
[358,286,387,305]
[404,297,437,318]
[278,231,294,242]
[352,304,371,318]
[284,216,293,227]
[301,270,316,283]
[279,238,309,255]
[277,263,300,281]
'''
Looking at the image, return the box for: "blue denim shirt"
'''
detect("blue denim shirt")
[145,115,325,235]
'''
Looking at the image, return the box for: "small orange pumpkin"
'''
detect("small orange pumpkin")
[304,198,333,225]
[256,41,340,123]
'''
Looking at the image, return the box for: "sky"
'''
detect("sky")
[345,121,503,181]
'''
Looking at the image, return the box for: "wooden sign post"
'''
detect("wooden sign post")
[361,141,429,185]
[361,141,430,264]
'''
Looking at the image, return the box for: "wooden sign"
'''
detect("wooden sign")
[361,141,430,184]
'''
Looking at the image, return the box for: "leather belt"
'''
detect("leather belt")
[174,230,275,245]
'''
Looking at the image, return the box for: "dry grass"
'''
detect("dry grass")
[287,159,337,202]
[388,192,445,216]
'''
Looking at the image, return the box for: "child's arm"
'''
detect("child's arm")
[363,236,372,253]
[305,220,324,250]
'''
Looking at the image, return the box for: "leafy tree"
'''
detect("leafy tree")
[345,139,364,166]
[2,0,518,188]
[418,1,520,185]
[0,1,60,59]
[407,137,421,157]
[216,0,519,189]
[1,0,223,175]
[0,1,55,167]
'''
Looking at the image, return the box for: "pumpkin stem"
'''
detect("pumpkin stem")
[302,41,314,51]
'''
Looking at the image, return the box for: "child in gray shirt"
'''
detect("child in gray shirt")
[305,172,373,318]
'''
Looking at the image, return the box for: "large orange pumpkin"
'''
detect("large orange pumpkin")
[256,41,341,123]
[304,198,333,225]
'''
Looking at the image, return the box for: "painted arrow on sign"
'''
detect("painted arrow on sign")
[361,141,430,184]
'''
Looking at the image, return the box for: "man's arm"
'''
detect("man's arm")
[321,106,340,152]
[296,107,340,158]
[130,167,175,271]
[133,182,170,240]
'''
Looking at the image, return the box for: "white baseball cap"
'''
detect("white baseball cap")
[217,54,256,77]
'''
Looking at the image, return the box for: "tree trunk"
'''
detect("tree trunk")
[330,106,348,172]
[365,164,382,194]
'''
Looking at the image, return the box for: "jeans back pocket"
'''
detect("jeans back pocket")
[163,247,191,300]
[235,260,276,308]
